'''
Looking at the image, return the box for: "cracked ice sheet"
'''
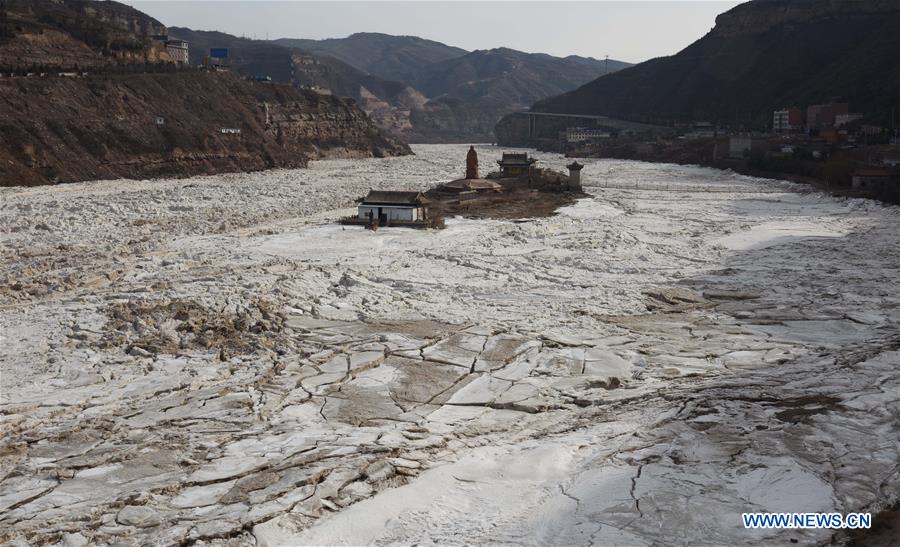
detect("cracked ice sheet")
[3,146,900,546]
[274,345,900,547]
[715,220,849,250]
[257,442,594,547]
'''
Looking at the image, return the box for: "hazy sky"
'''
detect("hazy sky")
[126,1,741,64]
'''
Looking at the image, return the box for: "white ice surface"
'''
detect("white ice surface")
[2,145,898,546]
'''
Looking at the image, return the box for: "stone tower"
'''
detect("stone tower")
[465,145,479,179]
[567,160,584,191]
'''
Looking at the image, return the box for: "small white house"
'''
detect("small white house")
[883,155,900,168]
[357,191,429,224]
[729,136,753,159]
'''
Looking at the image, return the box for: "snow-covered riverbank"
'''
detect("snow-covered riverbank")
[2,145,898,545]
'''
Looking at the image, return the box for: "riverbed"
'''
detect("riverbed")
[1,145,898,545]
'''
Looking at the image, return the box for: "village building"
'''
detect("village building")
[882,155,900,168]
[773,107,803,132]
[165,39,189,64]
[497,152,537,178]
[729,136,762,159]
[681,121,717,139]
[806,102,849,131]
[357,190,429,224]
[851,167,893,191]
[566,127,611,143]
[835,113,864,127]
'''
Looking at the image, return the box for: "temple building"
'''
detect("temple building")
[357,191,429,224]
[497,152,536,178]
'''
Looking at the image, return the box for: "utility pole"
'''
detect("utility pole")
[892,107,896,140]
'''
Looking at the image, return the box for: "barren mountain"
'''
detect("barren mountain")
[409,48,627,140]
[286,35,630,141]
[0,71,409,186]
[275,32,467,83]
[183,30,630,142]
[412,48,626,102]
[528,0,900,127]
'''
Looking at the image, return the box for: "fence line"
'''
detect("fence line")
[590,181,787,194]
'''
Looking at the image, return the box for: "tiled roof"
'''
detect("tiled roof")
[445,178,502,191]
[361,191,429,205]
[853,168,891,177]
[498,153,534,165]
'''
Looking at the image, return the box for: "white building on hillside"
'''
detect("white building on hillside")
[166,40,189,64]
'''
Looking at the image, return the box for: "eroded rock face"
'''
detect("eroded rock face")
[1,146,898,545]
[0,72,410,187]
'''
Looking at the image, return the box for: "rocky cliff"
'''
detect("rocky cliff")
[0,0,170,68]
[0,71,410,186]
[0,1,410,186]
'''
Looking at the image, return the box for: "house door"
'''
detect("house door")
[378,207,386,224]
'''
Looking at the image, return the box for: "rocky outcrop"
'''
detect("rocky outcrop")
[0,0,170,68]
[0,71,410,186]
[711,0,900,37]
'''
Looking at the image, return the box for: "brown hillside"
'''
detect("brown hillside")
[0,71,410,186]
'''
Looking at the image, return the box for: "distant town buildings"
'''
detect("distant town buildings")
[566,127,611,143]
[165,39,189,64]
[860,124,884,137]
[835,113,864,127]
[684,121,717,139]
[728,136,763,159]
[773,107,803,132]
[851,167,892,191]
[806,102,848,131]
[883,155,900,168]
[767,98,888,139]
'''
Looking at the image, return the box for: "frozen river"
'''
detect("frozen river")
[1,144,898,545]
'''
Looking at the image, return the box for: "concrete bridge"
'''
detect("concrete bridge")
[520,111,672,137]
